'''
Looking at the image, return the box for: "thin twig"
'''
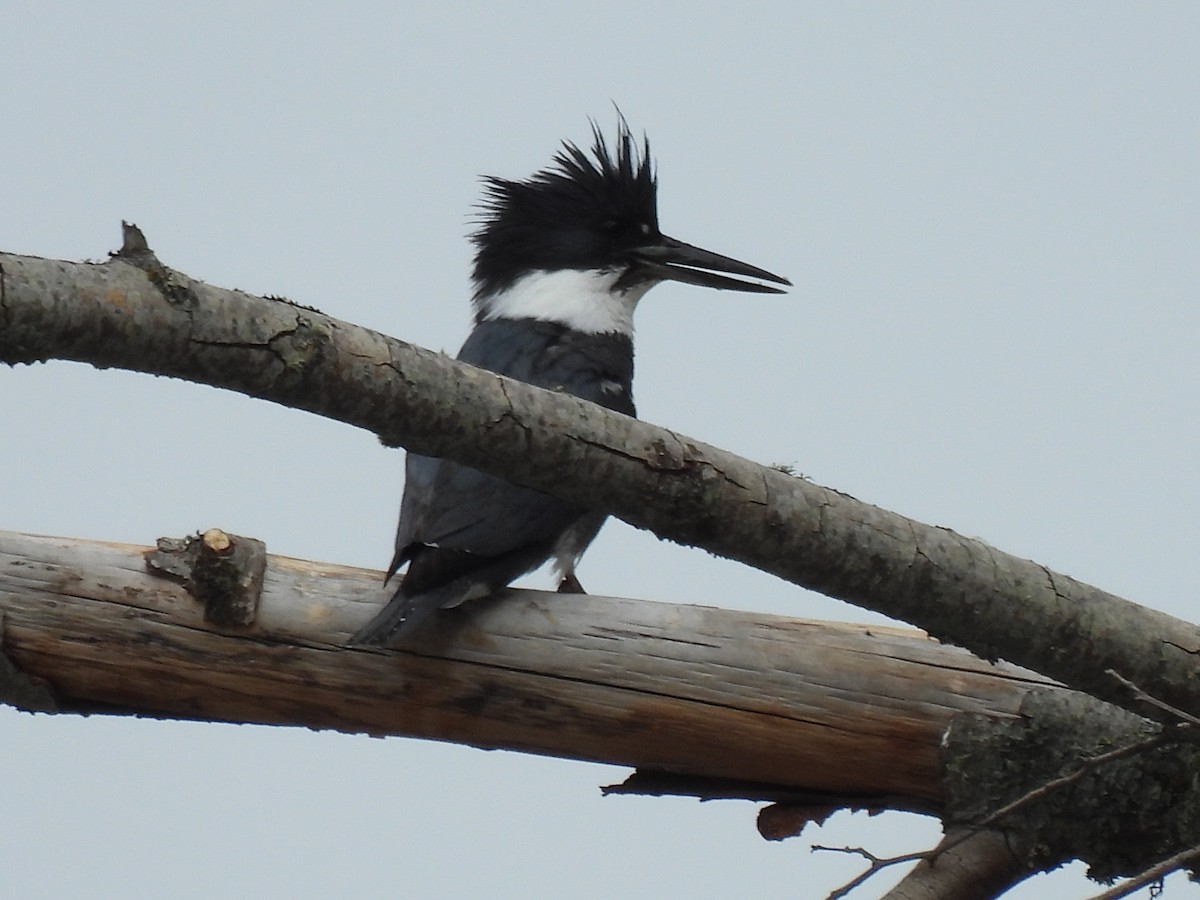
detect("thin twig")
[1107,668,1200,728]
[970,732,1171,833]
[812,845,926,900]
[816,734,1170,898]
[1085,842,1200,900]
[915,730,1173,870]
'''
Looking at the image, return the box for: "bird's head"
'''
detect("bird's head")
[471,122,790,334]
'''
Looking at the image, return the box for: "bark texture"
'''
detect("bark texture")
[2,247,1197,730]
[882,828,1031,900]
[7,529,1200,886]
[944,690,1200,882]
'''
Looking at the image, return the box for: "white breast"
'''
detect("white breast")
[477,269,654,336]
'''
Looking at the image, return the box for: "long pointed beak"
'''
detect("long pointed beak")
[630,235,791,294]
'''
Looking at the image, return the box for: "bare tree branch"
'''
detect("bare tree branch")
[2,240,1198,730]
[1108,668,1200,729]
[881,828,1029,900]
[815,828,1030,900]
[7,234,1200,893]
[0,529,1046,806]
[814,844,926,899]
[5,524,1199,886]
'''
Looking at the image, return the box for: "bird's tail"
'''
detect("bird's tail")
[350,543,554,648]
[348,582,471,647]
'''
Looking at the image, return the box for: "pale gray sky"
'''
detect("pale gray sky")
[3,4,1198,897]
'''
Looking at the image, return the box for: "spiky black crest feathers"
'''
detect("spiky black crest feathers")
[470,123,659,303]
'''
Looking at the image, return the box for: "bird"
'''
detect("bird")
[351,120,790,647]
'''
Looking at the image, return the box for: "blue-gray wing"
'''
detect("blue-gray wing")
[350,320,637,645]
[389,319,635,577]
[393,450,579,560]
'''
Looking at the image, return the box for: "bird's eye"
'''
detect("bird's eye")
[639,222,651,235]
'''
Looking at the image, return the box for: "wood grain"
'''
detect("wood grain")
[0,530,1058,807]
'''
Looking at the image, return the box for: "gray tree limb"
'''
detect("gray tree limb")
[2,235,1195,728]
[4,232,1200,893]
[6,528,1196,890]
[881,828,1030,900]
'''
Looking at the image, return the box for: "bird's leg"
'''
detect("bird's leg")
[557,573,587,594]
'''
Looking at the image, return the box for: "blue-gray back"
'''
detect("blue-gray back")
[390,318,635,574]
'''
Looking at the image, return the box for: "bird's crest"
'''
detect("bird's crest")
[470,120,659,302]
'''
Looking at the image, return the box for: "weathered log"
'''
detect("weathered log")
[0,529,1056,807]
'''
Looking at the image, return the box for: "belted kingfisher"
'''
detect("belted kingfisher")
[352,122,789,647]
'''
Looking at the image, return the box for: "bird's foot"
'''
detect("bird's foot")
[557,573,587,594]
